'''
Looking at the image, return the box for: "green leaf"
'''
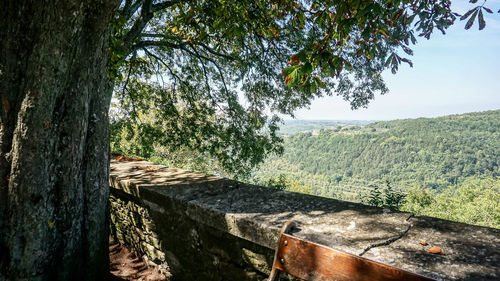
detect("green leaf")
[482,7,493,14]
[48,220,55,229]
[302,62,312,74]
[401,45,413,56]
[361,28,371,39]
[310,82,317,93]
[400,57,413,67]
[478,9,485,30]
[369,48,375,60]
[465,9,479,30]
[299,51,307,62]
[460,8,476,21]
[384,53,394,67]
[301,74,310,87]
[410,33,417,45]
[344,60,353,71]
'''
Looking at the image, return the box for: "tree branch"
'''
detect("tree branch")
[123,0,152,48]
[185,44,232,105]
[132,40,188,51]
[140,33,165,38]
[189,45,213,95]
[123,0,183,50]
[120,0,143,21]
[152,0,183,12]
[197,42,236,61]
[142,47,228,114]
[139,34,236,61]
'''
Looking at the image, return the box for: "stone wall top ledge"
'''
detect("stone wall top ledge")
[110,160,500,281]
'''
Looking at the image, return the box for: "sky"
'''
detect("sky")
[291,1,500,120]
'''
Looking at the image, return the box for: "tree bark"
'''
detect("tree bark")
[0,0,118,280]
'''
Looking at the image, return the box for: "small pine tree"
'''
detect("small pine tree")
[367,185,383,207]
[383,181,406,209]
[266,174,289,190]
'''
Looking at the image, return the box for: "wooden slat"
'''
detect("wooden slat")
[274,233,435,281]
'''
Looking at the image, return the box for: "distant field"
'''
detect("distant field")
[278,119,376,135]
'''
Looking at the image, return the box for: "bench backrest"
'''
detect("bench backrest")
[268,221,435,281]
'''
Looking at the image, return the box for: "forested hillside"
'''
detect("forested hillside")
[253,110,499,206]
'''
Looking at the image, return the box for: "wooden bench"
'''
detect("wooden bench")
[268,221,435,281]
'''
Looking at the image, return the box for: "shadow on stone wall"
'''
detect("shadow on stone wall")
[110,161,500,281]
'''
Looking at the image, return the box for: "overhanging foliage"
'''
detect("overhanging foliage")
[110,0,499,175]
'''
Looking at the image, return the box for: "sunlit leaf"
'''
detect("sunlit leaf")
[47,221,55,229]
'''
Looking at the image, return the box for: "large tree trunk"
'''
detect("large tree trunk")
[0,0,118,280]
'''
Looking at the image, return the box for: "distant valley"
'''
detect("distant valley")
[252,110,499,228]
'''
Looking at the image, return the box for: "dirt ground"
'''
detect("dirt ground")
[108,237,169,281]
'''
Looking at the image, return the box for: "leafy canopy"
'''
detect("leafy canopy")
[110,0,498,176]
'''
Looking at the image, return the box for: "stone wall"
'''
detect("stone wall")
[109,160,500,281]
